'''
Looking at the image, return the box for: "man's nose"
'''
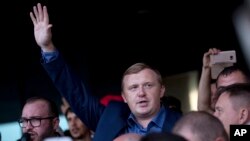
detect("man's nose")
[25,121,34,130]
[138,86,146,97]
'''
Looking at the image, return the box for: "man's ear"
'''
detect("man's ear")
[160,85,166,98]
[53,117,60,130]
[121,92,127,103]
[239,108,249,124]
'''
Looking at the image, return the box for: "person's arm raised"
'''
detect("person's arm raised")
[198,48,220,114]
[30,3,105,131]
[30,3,55,52]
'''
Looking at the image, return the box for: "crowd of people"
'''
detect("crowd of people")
[14,2,250,141]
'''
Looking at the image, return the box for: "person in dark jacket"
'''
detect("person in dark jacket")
[29,3,182,141]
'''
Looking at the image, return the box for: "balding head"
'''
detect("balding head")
[113,133,142,141]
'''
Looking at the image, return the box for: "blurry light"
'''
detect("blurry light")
[189,88,198,111]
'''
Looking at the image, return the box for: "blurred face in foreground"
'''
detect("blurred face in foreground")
[113,133,142,141]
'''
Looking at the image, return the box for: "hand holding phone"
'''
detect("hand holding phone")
[210,50,237,79]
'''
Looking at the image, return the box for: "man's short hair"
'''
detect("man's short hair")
[25,96,59,117]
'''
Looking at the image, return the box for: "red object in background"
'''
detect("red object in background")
[100,94,124,106]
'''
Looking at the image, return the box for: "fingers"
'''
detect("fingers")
[43,5,49,24]
[29,12,37,25]
[37,3,44,22]
[30,3,47,24]
[203,47,221,60]
[32,4,39,22]
[208,48,221,55]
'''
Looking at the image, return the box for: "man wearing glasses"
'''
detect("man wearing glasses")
[18,97,60,141]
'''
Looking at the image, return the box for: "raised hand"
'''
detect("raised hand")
[30,3,55,52]
[203,48,221,68]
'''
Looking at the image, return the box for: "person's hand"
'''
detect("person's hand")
[61,97,70,114]
[30,3,55,52]
[203,48,221,68]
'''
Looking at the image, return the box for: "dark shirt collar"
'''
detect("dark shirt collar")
[127,106,166,130]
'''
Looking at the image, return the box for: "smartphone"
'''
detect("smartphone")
[210,50,236,65]
[210,50,237,79]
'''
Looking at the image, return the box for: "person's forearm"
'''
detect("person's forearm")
[198,67,213,113]
[41,54,105,131]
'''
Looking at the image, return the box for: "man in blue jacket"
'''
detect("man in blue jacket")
[29,3,181,141]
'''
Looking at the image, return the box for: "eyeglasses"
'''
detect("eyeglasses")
[18,116,55,128]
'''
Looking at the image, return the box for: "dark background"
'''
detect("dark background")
[0,0,248,123]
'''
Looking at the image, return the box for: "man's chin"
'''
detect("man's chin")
[136,110,151,117]
[29,134,36,140]
[72,134,82,139]
[29,137,36,141]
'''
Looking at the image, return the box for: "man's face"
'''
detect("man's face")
[217,71,247,87]
[21,100,57,141]
[211,71,247,111]
[66,112,89,139]
[121,68,165,119]
[214,93,240,134]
